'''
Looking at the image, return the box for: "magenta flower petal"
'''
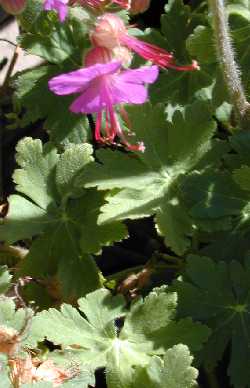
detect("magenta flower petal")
[43,0,68,22]
[109,80,148,105]
[70,84,106,113]
[119,65,159,84]
[105,65,159,105]
[58,2,68,21]
[48,62,121,96]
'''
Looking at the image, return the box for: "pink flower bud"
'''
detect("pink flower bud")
[85,46,132,68]
[130,0,150,14]
[85,46,113,66]
[91,13,126,49]
[113,46,132,67]
[0,0,26,14]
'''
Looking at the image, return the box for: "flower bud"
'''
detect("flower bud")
[90,13,126,49]
[85,46,113,66]
[85,46,132,68]
[0,0,26,14]
[130,0,150,14]
[113,46,132,67]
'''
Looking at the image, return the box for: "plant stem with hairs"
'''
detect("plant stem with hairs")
[209,0,250,128]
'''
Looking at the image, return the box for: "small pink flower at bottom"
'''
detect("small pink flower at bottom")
[43,0,68,22]
[48,48,158,151]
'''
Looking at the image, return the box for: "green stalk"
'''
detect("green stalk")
[208,0,250,128]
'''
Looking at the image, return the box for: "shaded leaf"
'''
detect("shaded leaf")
[77,102,217,254]
[173,255,250,387]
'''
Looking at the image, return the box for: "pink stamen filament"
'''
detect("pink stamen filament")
[120,34,199,71]
[109,105,145,151]
[95,111,103,141]
[94,105,144,152]
[120,34,174,67]
[166,59,200,71]
[119,105,132,130]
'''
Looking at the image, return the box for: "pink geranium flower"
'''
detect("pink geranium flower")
[43,0,68,22]
[49,47,158,151]
[91,13,199,70]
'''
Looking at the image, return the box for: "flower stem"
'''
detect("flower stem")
[208,0,250,128]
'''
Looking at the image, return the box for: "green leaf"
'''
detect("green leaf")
[161,0,205,60]
[134,345,198,388]
[18,0,44,32]
[120,286,210,354]
[19,25,76,64]
[0,194,51,243]
[0,266,12,295]
[19,19,89,65]
[77,102,217,255]
[121,286,177,341]
[186,26,216,65]
[181,166,250,261]
[173,255,250,387]
[13,66,90,144]
[14,138,59,209]
[0,298,36,347]
[30,287,208,379]
[147,0,214,105]
[30,289,126,369]
[185,25,234,118]
[233,165,250,191]
[19,0,91,64]
[22,384,53,388]
[185,10,250,102]
[182,171,249,219]
[1,139,126,298]
[0,362,11,388]
[57,251,102,299]
[55,144,93,197]
[182,129,250,260]
[77,288,126,331]
[62,369,95,387]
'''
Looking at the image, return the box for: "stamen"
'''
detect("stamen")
[95,111,103,141]
[166,59,200,71]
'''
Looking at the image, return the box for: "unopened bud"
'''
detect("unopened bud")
[113,46,132,67]
[0,0,26,14]
[130,0,150,14]
[85,46,132,68]
[91,13,126,49]
[84,46,113,66]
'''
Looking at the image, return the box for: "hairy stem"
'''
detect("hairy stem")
[209,0,250,127]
